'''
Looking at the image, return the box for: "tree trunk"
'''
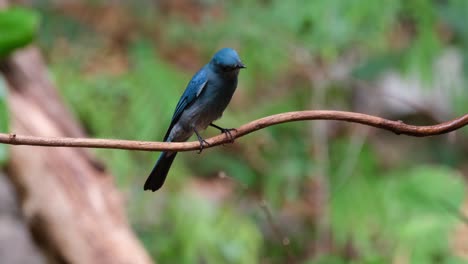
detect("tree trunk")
[1,44,153,264]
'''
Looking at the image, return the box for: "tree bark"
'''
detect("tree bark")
[1,45,153,263]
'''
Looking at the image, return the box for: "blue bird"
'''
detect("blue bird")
[144,48,246,191]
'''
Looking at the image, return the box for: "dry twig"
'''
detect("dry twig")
[0,110,466,152]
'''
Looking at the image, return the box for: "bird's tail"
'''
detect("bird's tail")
[144,152,177,191]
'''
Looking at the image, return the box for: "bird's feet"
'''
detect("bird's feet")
[197,139,210,154]
[220,128,237,143]
[194,128,210,154]
[210,123,237,143]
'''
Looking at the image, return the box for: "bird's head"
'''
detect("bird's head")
[210,48,246,75]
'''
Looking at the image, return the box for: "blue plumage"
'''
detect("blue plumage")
[144,48,245,191]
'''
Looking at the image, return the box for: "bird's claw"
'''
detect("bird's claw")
[197,139,210,154]
[210,123,237,144]
[220,128,237,143]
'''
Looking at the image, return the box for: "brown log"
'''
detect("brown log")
[1,46,153,263]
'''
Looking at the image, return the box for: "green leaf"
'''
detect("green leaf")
[140,191,262,264]
[0,7,40,57]
[388,166,465,263]
[352,53,403,80]
[0,75,9,164]
[331,164,465,263]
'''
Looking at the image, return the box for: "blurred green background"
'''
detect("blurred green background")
[3,0,468,263]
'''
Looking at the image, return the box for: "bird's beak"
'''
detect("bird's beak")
[237,62,246,69]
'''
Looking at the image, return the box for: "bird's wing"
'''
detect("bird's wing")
[163,67,208,141]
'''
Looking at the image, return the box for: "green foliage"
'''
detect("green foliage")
[0,7,39,57]
[400,1,441,79]
[330,140,465,263]
[437,0,468,77]
[385,166,464,263]
[0,76,8,164]
[163,0,445,82]
[138,192,261,264]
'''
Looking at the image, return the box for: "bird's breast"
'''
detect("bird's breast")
[180,78,238,131]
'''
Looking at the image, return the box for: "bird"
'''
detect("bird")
[144,48,246,191]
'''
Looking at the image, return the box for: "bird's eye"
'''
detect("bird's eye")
[221,65,233,72]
